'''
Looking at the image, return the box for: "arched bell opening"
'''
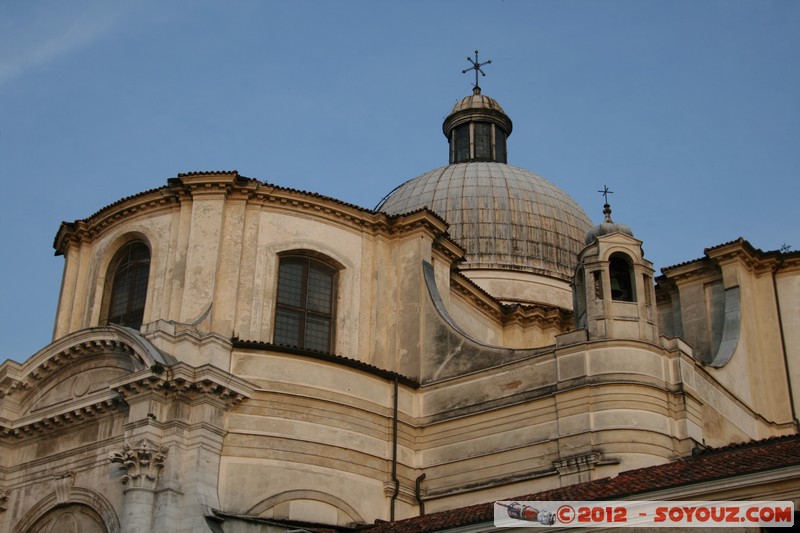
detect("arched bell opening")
[609,252,635,302]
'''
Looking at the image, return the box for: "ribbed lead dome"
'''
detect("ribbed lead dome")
[379,162,592,281]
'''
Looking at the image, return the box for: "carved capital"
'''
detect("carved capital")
[0,487,8,512]
[109,439,169,490]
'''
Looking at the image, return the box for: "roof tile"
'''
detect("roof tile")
[368,435,800,532]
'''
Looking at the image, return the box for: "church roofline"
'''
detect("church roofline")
[231,339,420,389]
[660,236,800,278]
[53,171,465,259]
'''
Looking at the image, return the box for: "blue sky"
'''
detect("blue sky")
[1,0,798,362]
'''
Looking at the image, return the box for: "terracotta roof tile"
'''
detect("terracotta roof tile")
[368,435,800,532]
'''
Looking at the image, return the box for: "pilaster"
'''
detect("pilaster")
[109,363,252,533]
[109,439,169,533]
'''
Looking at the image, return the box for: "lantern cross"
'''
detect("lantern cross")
[462,50,492,90]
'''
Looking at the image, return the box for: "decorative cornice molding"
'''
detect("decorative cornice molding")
[450,272,571,330]
[55,192,180,254]
[15,340,134,395]
[109,363,252,406]
[1,326,169,402]
[661,237,800,283]
[53,173,465,260]
[1,397,124,439]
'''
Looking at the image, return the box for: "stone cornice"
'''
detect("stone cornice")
[0,326,169,402]
[432,237,466,264]
[450,271,571,329]
[661,237,800,283]
[2,363,253,439]
[53,172,463,260]
[54,188,180,255]
[705,238,777,274]
[1,395,124,440]
[658,261,719,285]
[9,339,133,396]
[503,304,572,330]
[109,363,253,406]
[450,271,504,320]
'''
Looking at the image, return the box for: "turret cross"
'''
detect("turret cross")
[598,185,614,205]
[462,50,492,90]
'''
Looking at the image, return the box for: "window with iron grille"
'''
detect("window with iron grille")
[274,256,337,352]
[105,241,150,329]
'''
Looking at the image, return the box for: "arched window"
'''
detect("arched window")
[104,241,150,329]
[609,252,635,302]
[274,256,337,352]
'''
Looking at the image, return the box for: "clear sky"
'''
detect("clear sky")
[1,0,798,363]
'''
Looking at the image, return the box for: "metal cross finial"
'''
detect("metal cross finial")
[462,49,492,91]
[598,185,614,205]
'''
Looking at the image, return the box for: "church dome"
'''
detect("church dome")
[378,162,592,281]
[377,78,592,282]
[378,82,592,285]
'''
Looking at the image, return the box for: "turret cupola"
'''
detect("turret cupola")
[443,51,513,164]
[585,201,634,245]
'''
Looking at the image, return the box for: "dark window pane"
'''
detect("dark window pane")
[106,241,150,329]
[474,123,492,160]
[108,270,131,320]
[276,260,304,307]
[304,316,331,352]
[610,254,635,302]
[495,128,506,163]
[274,308,302,346]
[274,256,337,352]
[454,124,470,162]
[307,265,333,313]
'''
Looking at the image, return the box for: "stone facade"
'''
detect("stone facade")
[1,91,799,532]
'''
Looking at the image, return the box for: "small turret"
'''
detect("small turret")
[573,192,659,342]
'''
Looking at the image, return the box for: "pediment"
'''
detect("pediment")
[0,326,171,427]
[26,360,131,417]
